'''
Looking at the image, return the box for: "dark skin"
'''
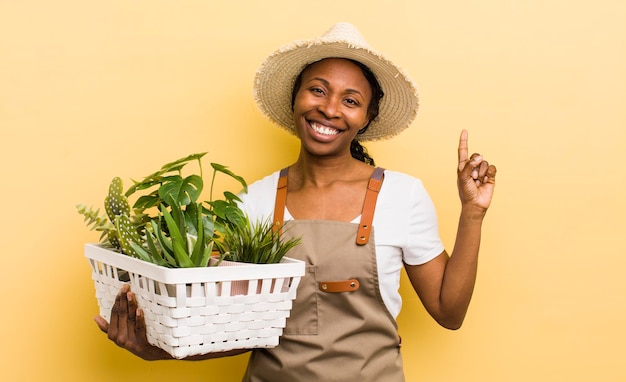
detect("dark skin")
[405,130,496,329]
[95,58,496,358]
[94,284,248,360]
[286,58,376,222]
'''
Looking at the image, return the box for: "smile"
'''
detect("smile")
[310,122,339,136]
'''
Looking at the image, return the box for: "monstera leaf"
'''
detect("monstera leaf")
[158,175,203,206]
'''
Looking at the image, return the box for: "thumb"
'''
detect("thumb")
[94,315,110,334]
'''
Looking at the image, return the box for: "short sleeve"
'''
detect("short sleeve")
[373,171,444,266]
[402,178,445,265]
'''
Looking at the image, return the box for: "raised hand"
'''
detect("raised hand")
[456,130,497,212]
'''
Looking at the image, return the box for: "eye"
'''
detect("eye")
[309,87,325,95]
[344,98,360,107]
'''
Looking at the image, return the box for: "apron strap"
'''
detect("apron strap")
[272,166,385,245]
[356,167,385,246]
[272,167,289,233]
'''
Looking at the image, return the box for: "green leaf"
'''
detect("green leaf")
[143,230,164,266]
[190,204,204,266]
[184,203,200,237]
[152,219,173,256]
[161,204,185,248]
[125,152,206,197]
[133,193,160,210]
[125,176,164,197]
[160,153,206,173]
[222,191,243,203]
[161,204,194,267]
[198,241,214,268]
[172,240,194,268]
[218,216,301,264]
[129,241,157,264]
[158,175,203,206]
[208,200,245,224]
[210,162,247,192]
[148,222,176,266]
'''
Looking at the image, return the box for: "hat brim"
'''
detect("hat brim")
[254,40,419,141]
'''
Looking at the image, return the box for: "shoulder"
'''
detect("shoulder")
[374,169,444,264]
[379,169,427,200]
[245,171,281,196]
[381,169,422,184]
[376,169,437,224]
[237,170,281,223]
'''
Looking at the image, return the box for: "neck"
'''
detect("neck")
[289,153,371,188]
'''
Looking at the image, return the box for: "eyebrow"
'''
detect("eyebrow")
[308,77,365,97]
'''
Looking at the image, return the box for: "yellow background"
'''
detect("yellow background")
[1,1,625,381]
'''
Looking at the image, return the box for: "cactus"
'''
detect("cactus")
[105,177,131,222]
[114,214,142,260]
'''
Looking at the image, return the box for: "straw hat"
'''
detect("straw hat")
[253,22,419,141]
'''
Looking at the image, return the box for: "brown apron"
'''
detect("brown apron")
[243,167,404,382]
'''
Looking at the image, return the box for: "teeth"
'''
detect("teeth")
[311,122,339,136]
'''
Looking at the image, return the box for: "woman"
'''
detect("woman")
[96,23,497,381]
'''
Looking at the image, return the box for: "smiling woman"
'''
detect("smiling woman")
[98,22,497,382]
[291,57,384,163]
[292,58,373,161]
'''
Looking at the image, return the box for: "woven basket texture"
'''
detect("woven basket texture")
[85,244,304,359]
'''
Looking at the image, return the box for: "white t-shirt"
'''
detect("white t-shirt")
[237,169,444,319]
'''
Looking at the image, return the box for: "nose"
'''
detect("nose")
[317,96,341,119]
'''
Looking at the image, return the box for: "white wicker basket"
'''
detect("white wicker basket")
[85,243,305,359]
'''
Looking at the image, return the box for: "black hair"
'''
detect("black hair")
[291,58,384,166]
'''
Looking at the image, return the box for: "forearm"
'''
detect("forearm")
[438,206,485,328]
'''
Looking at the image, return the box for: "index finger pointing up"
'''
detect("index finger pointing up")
[458,129,469,164]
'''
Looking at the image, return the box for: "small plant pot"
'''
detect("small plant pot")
[85,243,305,359]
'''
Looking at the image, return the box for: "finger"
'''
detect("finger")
[94,316,109,334]
[126,291,140,343]
[471,157,489,184]
[485,164,497,183]
[458,129,469,171]
[466,154,482,179]
[127,291,137,324]
[126,308,152,353]
[113,285,131,346]
[107,285,128,341]
[135,308,149,343]
[478,160,490,179]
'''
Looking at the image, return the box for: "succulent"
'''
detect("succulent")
[115,214,142,260]
[77,176,134,253]
[105,177,131,221]
[76,204,118,247]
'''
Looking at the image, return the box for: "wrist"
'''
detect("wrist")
[460,205,487,222]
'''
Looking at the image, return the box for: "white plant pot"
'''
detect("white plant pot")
[84,243,305,359]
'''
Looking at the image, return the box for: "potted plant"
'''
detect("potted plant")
[77,153,304,359]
